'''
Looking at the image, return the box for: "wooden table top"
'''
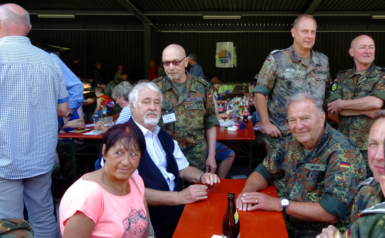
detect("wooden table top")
[328,112,338,123]
[172,179,288,238]
[82,99,96,106]
[58,113,120,139]
[216,119,255,141]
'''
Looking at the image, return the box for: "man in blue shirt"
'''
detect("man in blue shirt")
[188,53,204,78]
[49,53,84,124]
[0,4,68,238]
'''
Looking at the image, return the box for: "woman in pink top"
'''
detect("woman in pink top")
[60,123,154,238]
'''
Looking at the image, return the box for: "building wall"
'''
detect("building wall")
[28,30,384,83]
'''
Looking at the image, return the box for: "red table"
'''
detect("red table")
[216,119,256,169]
[58,113,120,180]
[173,179,288,238]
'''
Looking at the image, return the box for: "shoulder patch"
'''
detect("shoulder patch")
[331,82,338,92]
[360,202,385,216]
[331,130,357,151]
[358,177,374,190]
[196,77,210,87]
[270,49,282,55]
[316,51,328,59]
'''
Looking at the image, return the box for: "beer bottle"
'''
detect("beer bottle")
[222,193,240,238]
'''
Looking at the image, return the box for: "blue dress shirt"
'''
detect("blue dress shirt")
[189,62,204,78]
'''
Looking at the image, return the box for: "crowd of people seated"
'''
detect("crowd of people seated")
[2,3,385,238]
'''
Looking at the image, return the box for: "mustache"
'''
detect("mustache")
[145,110,159,117]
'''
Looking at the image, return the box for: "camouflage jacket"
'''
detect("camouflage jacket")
[343,202,385,238]
[153,72,218,170]
[327,63,385,150]
[104,82,116,97]
[350,177,383,225]
[255,45,331,136]
[0,219,33,238]
[256,123,366,238]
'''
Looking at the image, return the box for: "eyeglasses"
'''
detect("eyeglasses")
[162,57,187,66]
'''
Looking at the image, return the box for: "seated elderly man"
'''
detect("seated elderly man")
[236,93,366,238]
[127,82,220,238]
[316,111,385,238]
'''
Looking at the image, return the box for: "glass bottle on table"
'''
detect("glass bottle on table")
[219,103,224,113]
[222,193,240,238]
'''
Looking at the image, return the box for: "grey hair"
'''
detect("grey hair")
[285,93,323,117]
[129,82,163,108]
[112,81,133,101]
[0,5,30,31]
[188,53,197,61]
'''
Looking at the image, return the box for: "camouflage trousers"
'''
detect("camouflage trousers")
[263,134,287,199]
[361,150,372,178]
[0,219,33,238]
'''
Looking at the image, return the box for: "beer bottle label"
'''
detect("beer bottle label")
[234,210,239,224]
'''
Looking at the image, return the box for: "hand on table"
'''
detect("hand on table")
[65,119,85,129]
[327,99,343,115]
[205,154,217,173]
[94,121,103,131]
[316,225,339,238]
[263,122,281,138]
[201,173,220,185]
[236,192,281,212]
[178,184,208,204]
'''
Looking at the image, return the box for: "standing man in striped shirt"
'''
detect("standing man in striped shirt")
[0,4,69,238]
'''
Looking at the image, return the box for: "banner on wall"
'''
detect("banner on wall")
[215,42,237,68]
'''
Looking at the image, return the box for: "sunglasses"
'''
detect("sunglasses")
[162,57,187,66]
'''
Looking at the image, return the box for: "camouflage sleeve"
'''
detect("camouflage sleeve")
[254,54,277,96]
[320,148,364,219]
[371,73,385,102]
[326,76,343,104]
[0,219,33,237]
[255,139,286,184]
[204,86,219,128]
[349,190,362,225]
[343,214,385,238]
[325,61,332,99]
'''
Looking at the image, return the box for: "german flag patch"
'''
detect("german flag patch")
[340,162,351,169]
[208,93,212,97]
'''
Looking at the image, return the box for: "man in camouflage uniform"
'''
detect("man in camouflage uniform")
[254,14,331,156]
[236,93,366,238]
[0,219,33,238]
[327,35,385,178]
[316,113,385,238]
[153,44,219,172]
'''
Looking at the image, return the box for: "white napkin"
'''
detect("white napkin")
[84,130,104,135]
[211,236,222,238]
[228,126,238,131]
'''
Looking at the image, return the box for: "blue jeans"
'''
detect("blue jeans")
[252,111,260,125]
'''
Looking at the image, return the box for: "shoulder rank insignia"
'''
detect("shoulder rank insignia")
[316,51,328,59]
[197,77,210,87]
[270,49,282,55]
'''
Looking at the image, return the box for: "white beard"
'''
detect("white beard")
[166,71,180,80]
[143,110,160,126]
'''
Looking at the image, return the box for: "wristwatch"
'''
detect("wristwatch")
[281,199,290,214]
[65,112,73,117]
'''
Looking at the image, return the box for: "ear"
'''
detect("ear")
[320,111,326,123]
[184,57,189,67]
[380,175,385,195]
[102,144,106,157]
[349,48,354,57]
[291,28,296,38]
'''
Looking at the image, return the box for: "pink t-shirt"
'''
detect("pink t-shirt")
[59,173,147,238]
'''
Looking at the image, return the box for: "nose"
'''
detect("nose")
[120,154,130,166]
[374,143,384,161]
[168,63,175,70]
[296,120,304,130]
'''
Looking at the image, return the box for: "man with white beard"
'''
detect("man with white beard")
[153,44,219,174]
[127,82,220,238]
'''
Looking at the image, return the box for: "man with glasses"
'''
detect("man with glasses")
[153,44,219,173]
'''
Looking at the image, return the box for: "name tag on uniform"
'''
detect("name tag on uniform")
[285,68,296,72]
[186,97,203,102]
[162,113,176,124]
[305,163,326,171]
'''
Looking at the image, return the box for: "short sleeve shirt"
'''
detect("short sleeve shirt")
[254,45,331,135]
[255,124,366,236]
[60,173,147,238]
[326,63,385,150]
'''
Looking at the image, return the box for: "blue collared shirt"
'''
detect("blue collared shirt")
[49,53,84,109]
[0,36,68,179]
[189,62,204,78]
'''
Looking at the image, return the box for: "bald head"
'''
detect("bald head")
[350,35,374,49]
[162,44,186,61]
[0,4,31,37]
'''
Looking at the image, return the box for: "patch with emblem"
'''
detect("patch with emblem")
[340,162,350,169]
[331,82,338,92]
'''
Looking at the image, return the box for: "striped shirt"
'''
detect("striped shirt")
[0,36,68,179]
[115,106,132,124]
